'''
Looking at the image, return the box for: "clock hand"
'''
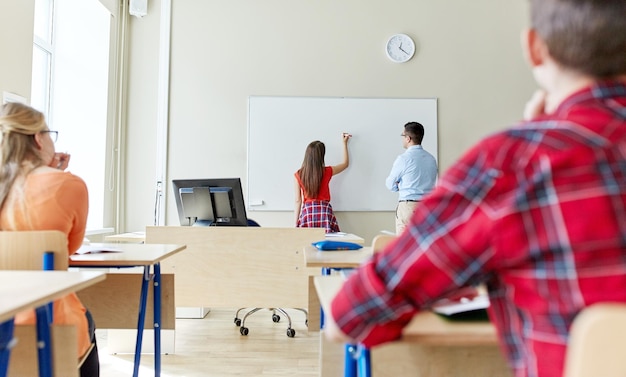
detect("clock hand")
[399,45,409,55]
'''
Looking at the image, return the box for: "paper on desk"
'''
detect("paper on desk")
[75,245,123,255]
[326,232,347,237]
[431,294,490,316]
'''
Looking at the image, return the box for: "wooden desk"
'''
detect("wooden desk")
[314,275,511,377]
[304,245,373,331]
[0,271,106,324]
[145,226,324,309]
[304,245,372,269]
[70,243,185,377]
[0,271,105,377]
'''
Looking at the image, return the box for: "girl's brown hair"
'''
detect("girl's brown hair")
[297,141,325,198]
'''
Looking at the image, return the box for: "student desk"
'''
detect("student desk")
[144,226,324,310]
[0,270,106,377]
[314,275,512,377]
[69,243,185,377]
[304,245,374,331]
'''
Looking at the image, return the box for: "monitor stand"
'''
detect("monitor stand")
[193,220,214,227]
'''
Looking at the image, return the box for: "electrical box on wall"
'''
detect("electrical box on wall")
[129,0,148,17]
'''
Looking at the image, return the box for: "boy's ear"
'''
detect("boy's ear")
[521,28,548,67]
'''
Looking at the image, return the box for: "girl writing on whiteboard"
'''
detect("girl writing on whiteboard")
[294,133,351,233]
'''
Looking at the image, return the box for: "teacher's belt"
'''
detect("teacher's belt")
[399,200,420,202]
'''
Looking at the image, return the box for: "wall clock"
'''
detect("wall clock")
[385,34,415,63]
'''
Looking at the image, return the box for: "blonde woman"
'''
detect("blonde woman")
[294,133,351,233]
[0,102,98,376]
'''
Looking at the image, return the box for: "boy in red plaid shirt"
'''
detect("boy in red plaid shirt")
[325,1,626,376]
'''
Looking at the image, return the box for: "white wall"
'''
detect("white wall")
[0,0,35,101]
[124,0,536,243]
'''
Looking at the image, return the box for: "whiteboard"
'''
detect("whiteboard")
[247,96,438,211]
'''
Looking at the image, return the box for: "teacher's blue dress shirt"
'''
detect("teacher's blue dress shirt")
[385,145,438,201]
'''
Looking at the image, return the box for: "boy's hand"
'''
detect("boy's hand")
[523,90,547,120]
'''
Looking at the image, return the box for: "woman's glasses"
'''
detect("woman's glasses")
[41,130,58,143]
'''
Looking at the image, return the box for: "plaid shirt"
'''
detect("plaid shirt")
[330,80,626,377]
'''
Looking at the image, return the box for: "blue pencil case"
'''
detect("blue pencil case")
[312,240,363,251]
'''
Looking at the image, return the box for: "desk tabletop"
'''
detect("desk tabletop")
[304,245,373,268]
[69,243,186,267]
[324,233,365,244]
[314,275,498,346]
[0,270,106,323]
[104,231,146,243]
[105,230,364,244]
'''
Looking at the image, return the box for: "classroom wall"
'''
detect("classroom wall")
[0,0,35,101]
[124,0,535,243]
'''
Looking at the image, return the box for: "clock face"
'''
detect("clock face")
[386,34,415,63]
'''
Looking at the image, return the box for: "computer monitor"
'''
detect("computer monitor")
[172,178,248,227]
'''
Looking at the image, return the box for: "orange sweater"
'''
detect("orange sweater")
[0,168,90,357]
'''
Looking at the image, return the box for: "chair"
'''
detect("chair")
[563,303,626,377]
[0,230,94,377]
[371,233,395,253]
[233,220,307,338]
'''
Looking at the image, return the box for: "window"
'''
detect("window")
[31,0,115,231]
[31,0,53,118]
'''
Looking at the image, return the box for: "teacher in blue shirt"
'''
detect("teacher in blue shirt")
[385,121,438,234]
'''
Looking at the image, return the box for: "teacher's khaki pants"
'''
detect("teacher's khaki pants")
[396,201,419,235]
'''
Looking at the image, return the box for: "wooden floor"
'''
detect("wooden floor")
[98,308,319,377]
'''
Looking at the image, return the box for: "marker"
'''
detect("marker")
[342,132,352,137]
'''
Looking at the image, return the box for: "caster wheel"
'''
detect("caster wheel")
[234,318,241,327]
[272,314,281,323]
[240,327,249,336]
[286,328,295,337]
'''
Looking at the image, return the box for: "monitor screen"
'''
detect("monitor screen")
[172,178,248,227]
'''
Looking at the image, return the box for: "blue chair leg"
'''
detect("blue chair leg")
[42,252,54,323]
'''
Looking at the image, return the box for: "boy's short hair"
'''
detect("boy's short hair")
[530,0,626,78]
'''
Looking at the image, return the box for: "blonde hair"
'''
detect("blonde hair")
[0,102,48,225]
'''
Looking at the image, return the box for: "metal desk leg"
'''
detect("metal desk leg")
[153,263,161,376]
[344,343,358,377]
[0,320,15,377]
[133,265,151,377]
[35,306,53,377]
[357,345,371,377]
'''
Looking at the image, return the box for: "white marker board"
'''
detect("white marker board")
[247,96,438,211]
